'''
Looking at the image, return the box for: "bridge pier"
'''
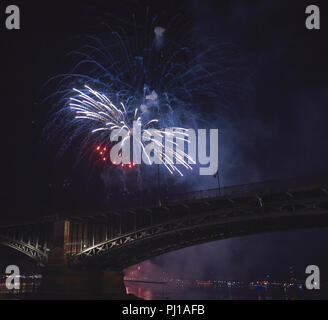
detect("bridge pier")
[39,221,128,299]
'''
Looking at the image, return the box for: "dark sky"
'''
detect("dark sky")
[1,0,328,281]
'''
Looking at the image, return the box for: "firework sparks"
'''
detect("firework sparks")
[69,85,194,176]
[44,12,238,193]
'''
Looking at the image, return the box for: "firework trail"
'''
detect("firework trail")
[44,11,241,195]
[70,85,194,176]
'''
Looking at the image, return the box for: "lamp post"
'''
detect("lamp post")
[216,168,221,195]
[157,164,162,207]
[216,132,222,196]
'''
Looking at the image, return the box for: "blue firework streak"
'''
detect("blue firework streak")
[45,14,236,184]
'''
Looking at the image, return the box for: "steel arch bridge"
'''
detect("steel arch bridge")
[1,175,328,269]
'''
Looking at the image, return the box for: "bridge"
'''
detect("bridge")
[1,175,328,297]
[1,174,328,268]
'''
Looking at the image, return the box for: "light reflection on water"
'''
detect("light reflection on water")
[124,282,328,300]
[0,279,327,300]
[0,281,41,300]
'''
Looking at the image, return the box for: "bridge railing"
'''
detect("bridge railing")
[162,174,328,205]
[2,174,328,227]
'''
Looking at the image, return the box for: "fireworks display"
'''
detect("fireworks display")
[45,11,237,193]
[70,85,194,176]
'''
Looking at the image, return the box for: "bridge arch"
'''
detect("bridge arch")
[0,236,48,265]
[70,186,328,269]
[2,177,328,271]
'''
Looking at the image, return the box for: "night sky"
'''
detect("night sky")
[1,0,328,282]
